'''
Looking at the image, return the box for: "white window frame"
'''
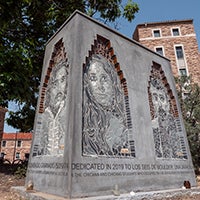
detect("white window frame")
[0,152,5,158]
[154,46,165,56]
[174,44,189,76]
[179,69,188,76]
[171,27,181,36]
[16,152,20,159]
[152,29,162,38]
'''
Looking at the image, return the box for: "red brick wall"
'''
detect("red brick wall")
[133,20,200,85]
[1,139,32,162]
[135,22,195,39]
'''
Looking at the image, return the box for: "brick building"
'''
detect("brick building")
[0,106,32,163]
[133,19,200,84]
[0,132,32,163]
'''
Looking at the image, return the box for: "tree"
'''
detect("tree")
[0,0,139,131]
[176,76,200,173]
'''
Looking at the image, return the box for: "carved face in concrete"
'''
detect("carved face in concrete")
[88,61,113,108]
[47,64,68,116]
[151,89,169,114]
[83,54,134,157]
[150,79,170,116]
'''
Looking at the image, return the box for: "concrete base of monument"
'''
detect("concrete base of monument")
[11,186,200,200]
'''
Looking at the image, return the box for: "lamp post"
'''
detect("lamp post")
[13,131,18,163]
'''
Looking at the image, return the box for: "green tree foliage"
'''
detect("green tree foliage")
[176,76,200,173]
[0,0,139,131]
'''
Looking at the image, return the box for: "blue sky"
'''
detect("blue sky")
[4,0,200,132]
[119,0,200,47]
[4,102,20,133]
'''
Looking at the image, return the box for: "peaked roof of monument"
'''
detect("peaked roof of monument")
[47,10,170,61]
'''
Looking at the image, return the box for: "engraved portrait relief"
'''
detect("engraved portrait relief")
[82,35,135,157]
[148,62,187,159]
[32,39,69,156]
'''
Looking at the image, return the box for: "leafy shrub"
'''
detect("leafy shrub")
[14,165,27,179]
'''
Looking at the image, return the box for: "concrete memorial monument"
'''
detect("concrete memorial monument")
[26,10,196,199]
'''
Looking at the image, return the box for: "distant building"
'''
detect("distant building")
[0,132,32,163]
[0,107,7,142]
[133,19,200,85]
[0,107,32,163]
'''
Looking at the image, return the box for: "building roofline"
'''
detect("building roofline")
[2,132,32,140]
[135,19,193,28]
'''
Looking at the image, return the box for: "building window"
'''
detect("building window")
[175,45,188,76]
[0,152,5,158]
[175,46,184,59]
[17,140,22,147]
[179,69,187,76]
[1,140,6,147]
[155,47,164,56]
[16,152,20,159]
[153,29,161,37]
[172,28,180,36]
